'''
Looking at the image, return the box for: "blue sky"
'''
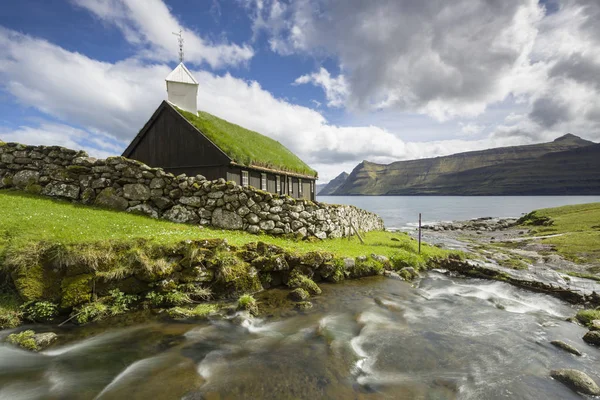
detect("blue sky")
[1,0,599,181]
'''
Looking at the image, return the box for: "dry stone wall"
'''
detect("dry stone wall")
[0,142,384,238]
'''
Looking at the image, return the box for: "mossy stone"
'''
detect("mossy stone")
[60,274,94,308]
[11,264,62,302]
[295,301,313,311]
[25,184,42,194]
[287,270,321,295]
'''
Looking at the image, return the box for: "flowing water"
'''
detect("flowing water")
[2,273,598,400]
[317,195,600,229]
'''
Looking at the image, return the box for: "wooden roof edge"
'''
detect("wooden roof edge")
[230,161,318,180]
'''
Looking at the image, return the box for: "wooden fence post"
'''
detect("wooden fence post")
[418,213,422,254]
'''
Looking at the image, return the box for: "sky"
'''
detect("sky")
[0,0,599,183]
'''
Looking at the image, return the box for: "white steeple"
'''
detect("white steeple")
[165,31,198,113]
[166,63,199,114]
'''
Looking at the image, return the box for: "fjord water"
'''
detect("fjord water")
[317,195,600,229]
[1,274,598,400]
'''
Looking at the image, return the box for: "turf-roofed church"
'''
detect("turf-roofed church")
[123,62,318,200]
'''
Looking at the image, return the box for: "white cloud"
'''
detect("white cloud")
[459,122,485,137]
[72,0,254,68]
[294,67,348,108]
[249,0,546,120]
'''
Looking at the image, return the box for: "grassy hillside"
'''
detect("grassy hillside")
[334,134,595,195]
[519,202,600,264]
[176,106,317,177]
[0,191,445,260]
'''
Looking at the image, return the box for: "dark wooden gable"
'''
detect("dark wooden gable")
[123,101,232,171]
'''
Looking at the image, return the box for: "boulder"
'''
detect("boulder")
[179,196,204,208]
[550,340,582,356]
[212,208,243,230]
[163,205,198,224]
[583,330,600,346]
[590,320,600,331]
[259,220,276,231]
[123,184,150,201]
[94,187,129,211]
[33,332,59,350]
[152,196,173,211]
[550,369,600,396]
[13,170,40,187]
[42,182,80,199]
[127,204,159,219]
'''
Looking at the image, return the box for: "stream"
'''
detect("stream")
[1,273,598,400]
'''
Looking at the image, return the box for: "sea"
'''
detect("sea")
[316,195,600,230]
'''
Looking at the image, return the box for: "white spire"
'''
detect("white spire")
[165,32,198,113]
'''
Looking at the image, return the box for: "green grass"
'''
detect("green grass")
[176,107,317,177]
[0,191,446,261]
[519,203,600,264]
[575,309,600,327]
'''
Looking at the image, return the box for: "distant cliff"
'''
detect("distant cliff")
[318,172,348,195]
[331,134,600,195]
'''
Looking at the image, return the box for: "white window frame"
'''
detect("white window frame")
[261,173,267,190]
[288,177,292,195]
[310,181,314,194]
[298,178,303,195]
[276,176,281,193]
[242,170,249,187]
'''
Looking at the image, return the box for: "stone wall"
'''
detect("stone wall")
[0,142,384,238]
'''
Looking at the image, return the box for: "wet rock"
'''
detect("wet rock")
[295,301,313,310]
[583,330,600,346]
[289,288,310,302]
[590,320,600,331]
[550,340,582,356]
[6,330,58,352]
[550,369,600,396]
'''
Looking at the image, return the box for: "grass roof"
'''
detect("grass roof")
[175,106,317,178]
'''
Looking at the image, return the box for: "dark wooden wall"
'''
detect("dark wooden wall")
[125,105,231,172]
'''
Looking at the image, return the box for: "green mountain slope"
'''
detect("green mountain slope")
[333,134,597,195]
[318,172,349,195]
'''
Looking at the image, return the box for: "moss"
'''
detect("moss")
[6,330,39,351]
[60,274,93,308]
[66,165,91,174]
[499,258,529,270]
[237,294,258,315]
[389,253,425,271]
[319,259,346,283]
[11,263,62,302]
[517,211,554,226]
[351,257,385,278]
[166,303,219,320]
[213,251,263,296]
[24,184,42,194]
[576,309,600,327]
[0,287,23,329]
[287,270,321,295]
[398,269,412,280]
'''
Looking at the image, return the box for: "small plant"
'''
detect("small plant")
[237,294,258,315]
[7,330,38,351]
[107,289,138,316]
[22,301,59,322]
[167,303,219,319]
[73,302,109,324]
[145,290,191,307]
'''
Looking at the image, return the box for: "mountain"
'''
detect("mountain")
[318,172,349,195]
[331,134,599,195]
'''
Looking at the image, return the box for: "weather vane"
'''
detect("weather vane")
[172,29,184,63]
